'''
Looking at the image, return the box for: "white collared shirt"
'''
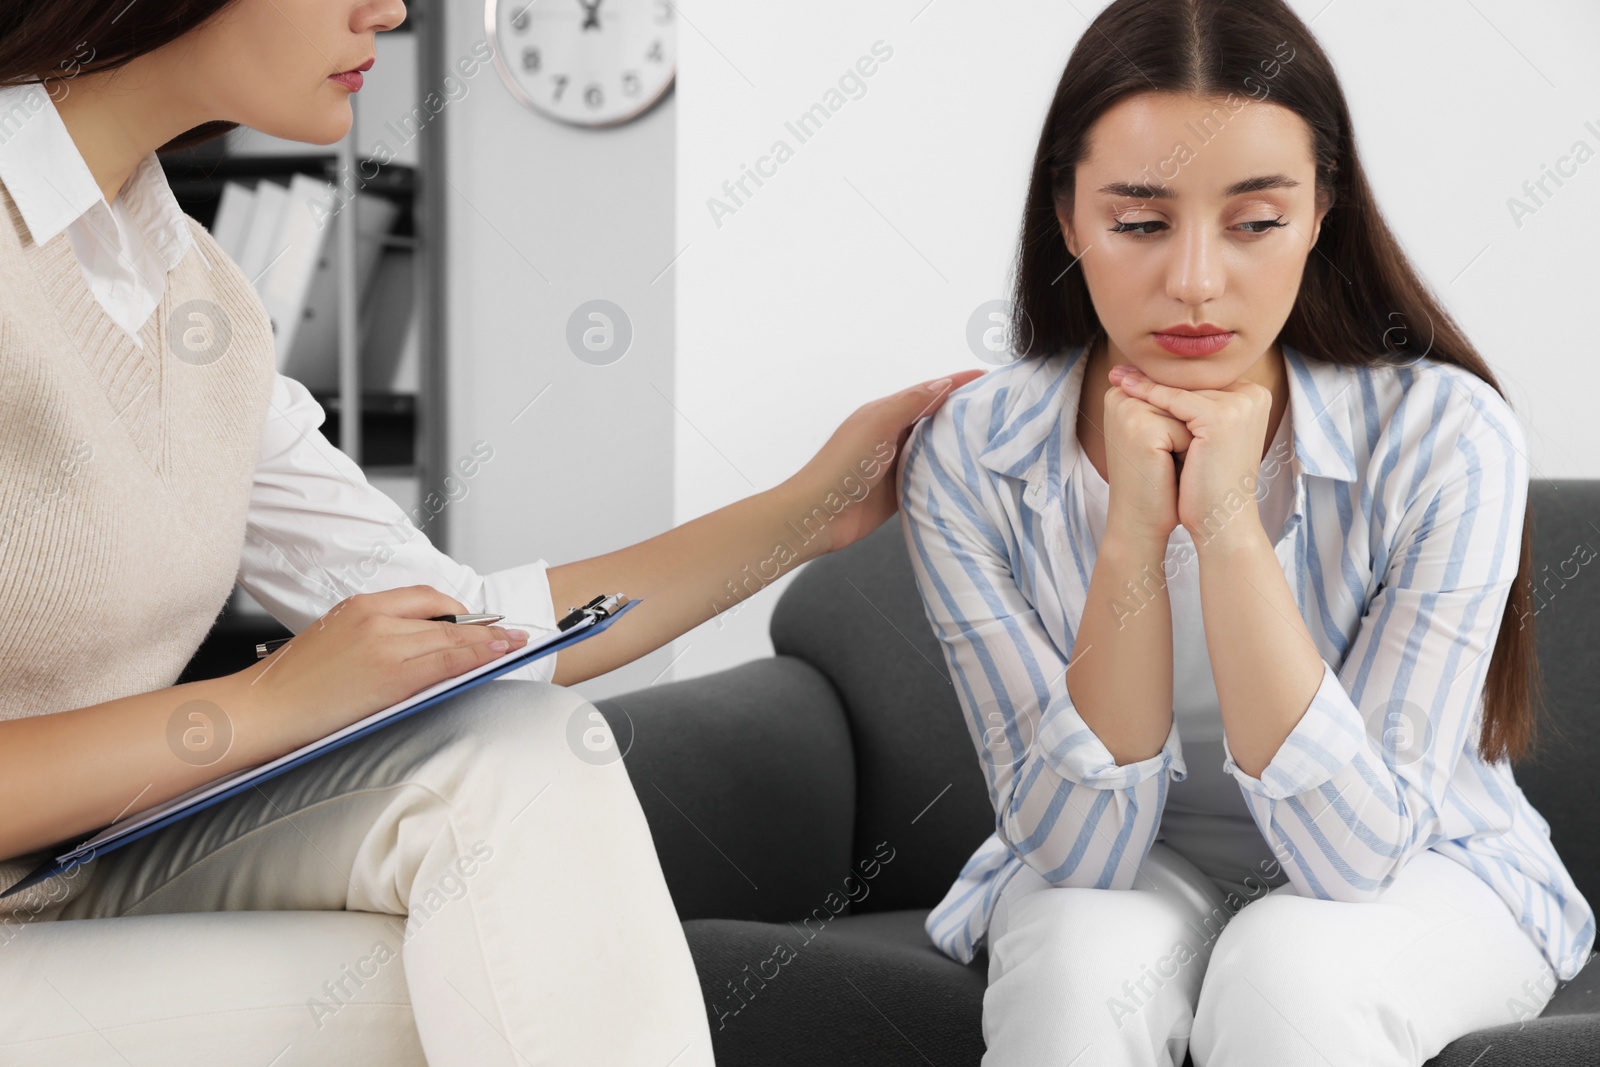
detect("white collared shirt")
[0,82,561,680]
[899,342,1595,981]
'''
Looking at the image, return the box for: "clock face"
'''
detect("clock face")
[486,0,677,128]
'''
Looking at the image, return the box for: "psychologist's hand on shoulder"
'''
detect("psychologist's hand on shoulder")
[226,585,529,752]
[783,369,986,556]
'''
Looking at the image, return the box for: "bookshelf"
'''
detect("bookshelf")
[173,0,448,682]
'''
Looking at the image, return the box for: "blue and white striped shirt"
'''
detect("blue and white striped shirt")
[898,341,1595,981]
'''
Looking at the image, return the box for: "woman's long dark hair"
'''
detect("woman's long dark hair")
[1013,0,1542,765]
[0,0,242,151]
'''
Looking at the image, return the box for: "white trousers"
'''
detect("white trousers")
[981,841,1559,1067]
[0,679,716,1066]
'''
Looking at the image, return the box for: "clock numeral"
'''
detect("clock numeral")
[495,2,672,123]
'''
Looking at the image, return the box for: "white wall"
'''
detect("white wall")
[440,1,678,704]
[669,0,1600,684]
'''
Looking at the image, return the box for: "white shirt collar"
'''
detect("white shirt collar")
[0,81,197,272]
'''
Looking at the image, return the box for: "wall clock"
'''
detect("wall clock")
[486,0,677,128]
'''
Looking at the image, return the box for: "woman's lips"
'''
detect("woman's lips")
[1153,330,1234,356]
[329,58,370,91]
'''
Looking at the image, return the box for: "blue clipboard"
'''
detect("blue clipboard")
[2,598,639,899]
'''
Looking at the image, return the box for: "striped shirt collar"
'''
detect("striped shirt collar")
[975,342,1363,505]
[0,80,194,271]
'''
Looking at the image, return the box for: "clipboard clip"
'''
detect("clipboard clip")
[557,592,630,632]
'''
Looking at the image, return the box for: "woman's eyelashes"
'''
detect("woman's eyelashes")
[1106,215,1288,239]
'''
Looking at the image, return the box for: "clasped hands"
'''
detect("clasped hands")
[1107,362,1277,553]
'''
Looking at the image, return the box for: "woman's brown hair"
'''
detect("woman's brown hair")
[1011,0,1543,764]
[0,0,242,151]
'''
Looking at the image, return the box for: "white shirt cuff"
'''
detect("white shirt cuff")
[1037,697,1188,788]
[478,559,562,684]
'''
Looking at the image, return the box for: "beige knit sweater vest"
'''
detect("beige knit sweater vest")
[0,175,276,925]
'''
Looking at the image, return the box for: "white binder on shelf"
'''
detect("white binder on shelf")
[290,191,401,393]
[261,173,338,380]
[225,177,401,393]
[359,243,419,393]
[233,178,290,296]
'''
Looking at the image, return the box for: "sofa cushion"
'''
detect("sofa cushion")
[770,519,996,916]
[1505,479,1600,911]
[597,656,858,923]
[683,908,985,1067]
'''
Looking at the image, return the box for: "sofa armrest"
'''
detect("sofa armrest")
[595,655,857,923]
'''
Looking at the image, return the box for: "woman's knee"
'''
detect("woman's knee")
[406,679,607,772]
[366,681,656,884]
[982,880,1217,1064]
[1191,893,1393,1066]
[353,681,660,879]
[992,878,1212,1003]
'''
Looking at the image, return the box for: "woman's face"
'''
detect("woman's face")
[1055,91,1330,385]
[177,0,408,145]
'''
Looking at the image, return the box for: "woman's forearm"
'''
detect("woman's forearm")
[544,477,836,687]
[539,372,976,687]
[1069,534,1178,765]
[1195,526,1325,778]
[0,671,295,863]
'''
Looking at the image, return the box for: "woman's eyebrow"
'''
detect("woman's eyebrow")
[1095,174,1301,200]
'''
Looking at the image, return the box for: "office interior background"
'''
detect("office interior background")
[213,0,1598,705]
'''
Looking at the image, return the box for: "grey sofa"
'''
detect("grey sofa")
[593,478,1600,1066]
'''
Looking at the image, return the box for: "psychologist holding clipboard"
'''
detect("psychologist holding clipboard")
[0,0,982,1063]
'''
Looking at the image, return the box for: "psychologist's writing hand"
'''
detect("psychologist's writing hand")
[1101,366,1196,551]
[782,370,986,555]
[227,585,530,755]
[1109,364,1272,549]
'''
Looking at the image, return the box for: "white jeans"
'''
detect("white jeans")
[0,679,716,1066]
[981,840,1559,1067]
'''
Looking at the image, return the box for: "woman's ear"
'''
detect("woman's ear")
[1310,189,1334,248]
[1054,200,1079,260]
